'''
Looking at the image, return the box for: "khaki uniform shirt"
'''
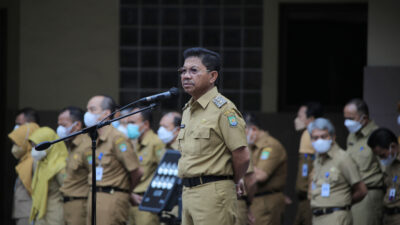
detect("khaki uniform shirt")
[178,87,247,178]
[251,130,287,193]
[86,126,140,190]
[383,157,400,208]
[311,144,362,208]
[296,130,315,193]
[60,134,91,197]
[167,139,179,151]
[133,130,165,193]
[347,120,383,188]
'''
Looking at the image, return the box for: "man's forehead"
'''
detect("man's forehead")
[88,96,104,107]
[184,56,204,67]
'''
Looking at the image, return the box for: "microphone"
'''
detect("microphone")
[139,87,179,103]
[35,141,52,151]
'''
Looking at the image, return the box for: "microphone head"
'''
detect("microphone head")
[169,87,179,96]
[35,141,52,151]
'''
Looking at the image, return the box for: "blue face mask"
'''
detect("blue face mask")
[111,120,120,128]
[127,123,141,140]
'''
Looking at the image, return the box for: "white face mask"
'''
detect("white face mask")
[157,126,176,144]
[397,115,400,126]
[117,124,128,137]
[294,117,306,131]
[380,147,397,167]
[344,119,362,133]
[84,111,101,127]
[56,122,77,139]
[13,124,20,131]
[31,147,47,161]
[312,139,332,153]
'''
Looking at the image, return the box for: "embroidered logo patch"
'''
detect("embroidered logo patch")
[360,146,364,151]
[260,151,270,160]
[119,143,127,152]
[228,116,238,127]
[87,155,93,165]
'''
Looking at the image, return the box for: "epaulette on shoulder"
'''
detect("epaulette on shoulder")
[212,95,227,108]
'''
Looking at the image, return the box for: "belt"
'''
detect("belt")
[63,196,88,203]
[182,175,233,188]
[92,186,130,194]
[312,206,351,217]
[254,190,280,197]
[385,207,400,215]
[368,186,384,191]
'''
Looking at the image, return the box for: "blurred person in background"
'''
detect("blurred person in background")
[344,98,383,225]
[294,102,323,225]
[8,122,40,225]
[29,127,68,225]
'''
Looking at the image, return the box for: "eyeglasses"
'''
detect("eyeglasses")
[177,67,210,77]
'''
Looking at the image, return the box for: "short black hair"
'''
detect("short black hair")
[100,95,116,117]
[306,101,324,119]
[173,115,181,128]
[183,47,221,73]
[346,98,369,116]
[60,106,84,125]
[17,107,39,124]
[243,112,260,128]
[367,128,397,149]
[138,107,153,125]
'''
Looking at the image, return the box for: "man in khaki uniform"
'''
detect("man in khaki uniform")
[83,95,143,225]
[178,47,250,225]
[128,107,165,225]
[344,98,384,225]
[293,102,323,225]
[309,118,367,225]
[158,111,181,150]
[368,128,400,225]
[57,106,90,225]
[244,113,287,225]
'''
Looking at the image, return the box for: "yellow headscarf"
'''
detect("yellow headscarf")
[8,122,40,195]
[28,127,68,221]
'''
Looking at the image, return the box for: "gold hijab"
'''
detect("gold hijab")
[8,122,40,194]
[28,127,68,221]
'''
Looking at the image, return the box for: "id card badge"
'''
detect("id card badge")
[321,183,330,197]
[311,181,316,190]
[96,166,103,181]
[389,188,396,201]
[302,164,308,177]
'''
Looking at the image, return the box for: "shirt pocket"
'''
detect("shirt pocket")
[188,127,211,155]
[177,129,185,151]
[98,152,113,167]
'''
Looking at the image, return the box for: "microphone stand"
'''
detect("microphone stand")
[35,103,159,225]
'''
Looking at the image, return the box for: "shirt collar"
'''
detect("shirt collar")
[99,125,112,142]
[189,86,218,110]
[254,130,269,149]
[140,129,155,147]
[359,120,377,137]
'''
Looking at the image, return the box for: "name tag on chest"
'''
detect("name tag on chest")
[389,188,396,201]
[96,166,104,181]
[321,183,330,197]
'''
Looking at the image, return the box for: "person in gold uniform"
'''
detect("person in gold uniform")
[178,47,250,225]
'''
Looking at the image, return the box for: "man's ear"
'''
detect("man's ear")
[209,71,219,84]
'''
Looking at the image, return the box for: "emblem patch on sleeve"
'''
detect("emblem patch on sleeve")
[228,115,238,127]
[119,143,127,152]
[260,148,271,160]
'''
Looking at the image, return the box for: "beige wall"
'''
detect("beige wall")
[367,0,400,66]
[19,0,119,110]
